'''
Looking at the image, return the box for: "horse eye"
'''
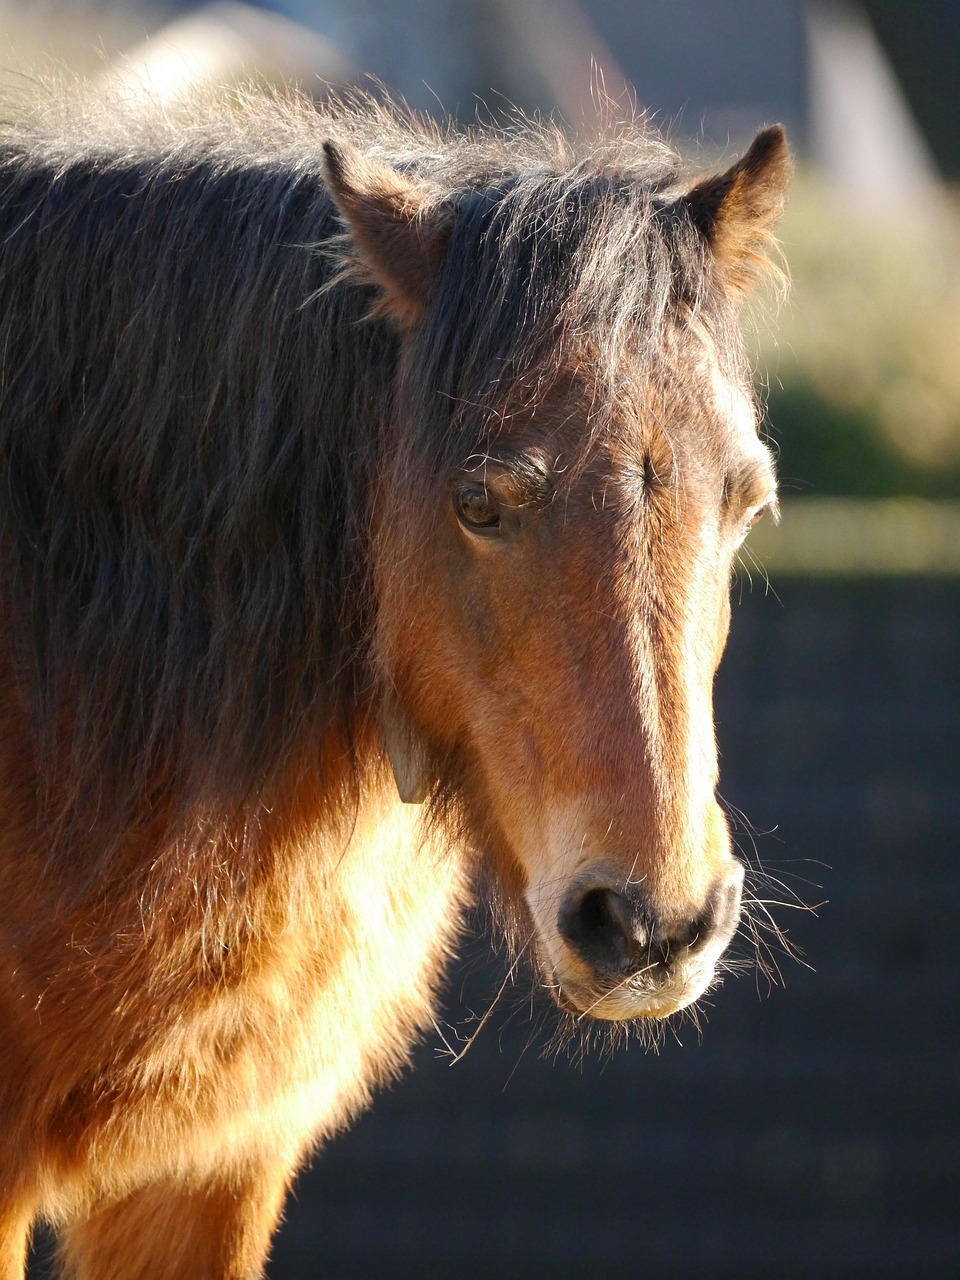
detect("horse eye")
[740,500,774,540]
[454,484,501,535]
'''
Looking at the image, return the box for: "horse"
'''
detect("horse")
[0,86,788,1278]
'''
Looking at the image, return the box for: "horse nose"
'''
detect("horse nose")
[557,866,744,978]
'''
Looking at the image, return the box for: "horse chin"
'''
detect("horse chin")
[545,954,716,1023]
[552,982,691,1023]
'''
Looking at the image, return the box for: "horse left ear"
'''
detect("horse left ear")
[322,141,453,329]
[682,125,791,296]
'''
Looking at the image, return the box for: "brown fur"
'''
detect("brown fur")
[0,86,788,1276]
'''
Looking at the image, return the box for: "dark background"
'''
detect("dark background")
[264,577,960,1280]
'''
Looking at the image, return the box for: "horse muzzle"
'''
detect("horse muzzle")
[536,863,745,1021]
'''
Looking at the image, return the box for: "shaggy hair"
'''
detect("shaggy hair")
[0,86,792,1274]
[0,87,734,881]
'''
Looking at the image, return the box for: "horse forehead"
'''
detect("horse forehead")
[704,356,759,451]
[484,322,761,495]
[582,323,757,452]
[614,322,768,483]
[687,320,760,447]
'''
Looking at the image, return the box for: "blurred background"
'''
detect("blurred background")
[5,3,957,1277]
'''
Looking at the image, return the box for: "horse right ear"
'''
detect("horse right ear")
[322,141,453,330]
[681,125,791,297]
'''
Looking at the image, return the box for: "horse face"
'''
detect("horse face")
[323,126,789,1022]
[380,330,777,1021]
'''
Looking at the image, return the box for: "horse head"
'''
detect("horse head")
[324,126,789,1023]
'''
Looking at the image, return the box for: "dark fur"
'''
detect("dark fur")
[0,91,726,879]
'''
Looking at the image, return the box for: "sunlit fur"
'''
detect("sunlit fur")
[0,85,788,1276]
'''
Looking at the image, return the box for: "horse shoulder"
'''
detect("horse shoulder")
[0,713,468,1210]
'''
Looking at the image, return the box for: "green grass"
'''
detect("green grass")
[751,173,960,499]
[747,497,960,576]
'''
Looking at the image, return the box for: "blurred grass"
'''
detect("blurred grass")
[754,173,960,500]
[748,497,960,576]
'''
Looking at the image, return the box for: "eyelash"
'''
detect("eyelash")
[739,500,774,540]
[744,507,765,531]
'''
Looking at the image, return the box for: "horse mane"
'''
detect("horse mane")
[0,85,740,876]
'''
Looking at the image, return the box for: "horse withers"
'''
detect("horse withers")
[0,90,788,1277]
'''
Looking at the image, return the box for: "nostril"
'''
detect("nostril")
[679,868,744,955]
[669,913,709,951]
[558,885,649,974]
[671,893,723,950]
[579,887,634,940]
[557,866,744,979]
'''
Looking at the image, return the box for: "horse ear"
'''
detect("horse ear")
[682,125,791,296]
[322,140,453,329]
[381,698,433,804]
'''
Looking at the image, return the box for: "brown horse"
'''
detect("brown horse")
[0,88,788,1277]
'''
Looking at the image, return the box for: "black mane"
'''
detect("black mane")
[0,88,721,863]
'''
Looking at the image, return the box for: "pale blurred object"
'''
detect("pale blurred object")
[492,0,633,131]
[806,0,943,217]
[103,2,350,104]
[0,0,145,82]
